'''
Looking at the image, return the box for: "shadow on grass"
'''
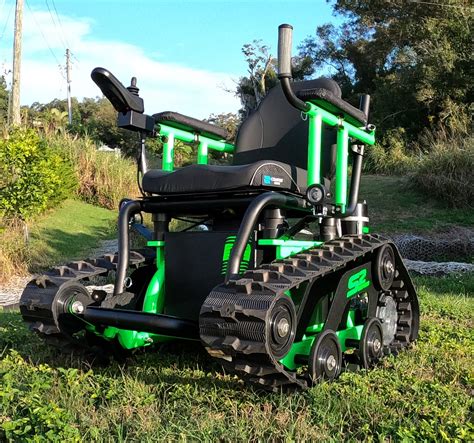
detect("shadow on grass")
[0,310,253,393]
[28,224,117,272]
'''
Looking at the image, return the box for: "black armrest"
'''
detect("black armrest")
[153,111,228,141]
[296,88,368,127]
[91,67,144,114]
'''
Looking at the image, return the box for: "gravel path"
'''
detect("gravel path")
[0,239,118,308]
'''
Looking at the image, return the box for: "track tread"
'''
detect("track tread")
[200,234,418,391]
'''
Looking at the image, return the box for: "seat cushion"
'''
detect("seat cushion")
[142,161,307,195]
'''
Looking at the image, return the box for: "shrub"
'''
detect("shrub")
[411,132,474,208]
[46,133,137,209]
[0,128,77,219]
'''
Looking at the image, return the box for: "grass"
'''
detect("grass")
[28,199,117,272]
[0,274,472,441]
[0,199,116,282]
[360,175,474,234]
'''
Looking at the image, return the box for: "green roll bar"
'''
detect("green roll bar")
[305,103,375,214]
[158,123,235,171]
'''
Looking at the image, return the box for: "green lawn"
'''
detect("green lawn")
[360,175,474,234]
[27,199,116,272]
[0,274,472,441]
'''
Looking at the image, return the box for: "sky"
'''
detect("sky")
[0,0,339,118]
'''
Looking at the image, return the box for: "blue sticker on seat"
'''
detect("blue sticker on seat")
[262,175,283,186]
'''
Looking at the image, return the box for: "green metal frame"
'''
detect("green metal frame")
[158,123,234,171]
[305,103,375,213]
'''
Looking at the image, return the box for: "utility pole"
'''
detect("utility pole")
[66,48,72,125]
[11,0,24,126]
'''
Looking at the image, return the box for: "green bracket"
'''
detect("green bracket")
[94,240,169,350]
[258,239,323,260]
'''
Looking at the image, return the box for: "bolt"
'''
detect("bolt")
[71,301,84,314]
[373,338,381,353]
[326,355,337,371]
[277,318,290,338]
[386,261,394,273]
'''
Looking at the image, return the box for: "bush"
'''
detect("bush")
[0,128,77,219]
[411,132,474,208]
[46,133,137,209]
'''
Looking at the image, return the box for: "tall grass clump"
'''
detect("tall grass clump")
[411,131,473,208]
[47,133,137,209]
[364,128,416,174]
[0,219,29,283]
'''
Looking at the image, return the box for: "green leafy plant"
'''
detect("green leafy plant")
[0,128,77,220]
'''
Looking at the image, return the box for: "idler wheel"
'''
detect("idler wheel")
[309,329,342,383]
[266,295,296,360]
[359,317,384,368]
[373,244,396,291]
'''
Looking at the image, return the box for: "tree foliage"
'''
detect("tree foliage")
[298,0,473,140]
[0,76,9,124]
[235,41,313,117]
[0,128,77,219]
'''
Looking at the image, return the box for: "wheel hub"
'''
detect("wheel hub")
[277,318,290,338]
[326,354,337,371]
[372,338,381,353]
[376,295,398,346]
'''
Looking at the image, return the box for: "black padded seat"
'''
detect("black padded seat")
[142,160,307,195]
[296,88,367,126]
[153,111,228,140]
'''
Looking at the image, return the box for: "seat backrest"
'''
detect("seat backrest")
[233,78,341,176]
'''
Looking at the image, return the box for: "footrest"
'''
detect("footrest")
[296,88,367,126]
[153,111,228,140]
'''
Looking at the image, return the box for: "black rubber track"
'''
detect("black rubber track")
[19,250,153,352]
[199,234,419,391]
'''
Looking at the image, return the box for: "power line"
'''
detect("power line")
[0,2,14,40]
[44,0,67,51]
[50,0,70,49]
[24,0,65,79]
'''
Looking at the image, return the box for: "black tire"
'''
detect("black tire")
[309,329,342,383]
[359,317,384,368]
[373,244,396,291]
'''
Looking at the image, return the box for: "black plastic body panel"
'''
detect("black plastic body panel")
[163,231,255,321]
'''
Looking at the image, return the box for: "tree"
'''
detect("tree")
[206,112,240,142]
[235,41,313,117]
[298,0,473,140]
[0,76,9,123]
